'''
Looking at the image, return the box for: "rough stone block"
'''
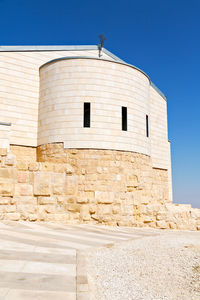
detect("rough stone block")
[6,205,16,213]
[5,153,16,166]
[0,168,15,179]
[91,214,99,221]
[89,205,97,214]
[141,196,149,205]
[0,197,10,205]
[17,171,29,183]
[65,164,74,175]
[0,183,14,196]
[17,204,36,215]
[156,220,168,229]
[112,204,121,214]
[65,175,78,195]
[52,173,65,195]
[56,195,76,205]
[0,148,7,156]
[41,162,54,172]
[28,214,37,221]
[28,162,40,171]
[77,198,89,204]
[169,222,177,229]
[6,213,20,221]
[95,191,114,204]
[143,216,152,223]
[80,205,90,221]
[14,196,37,205]
[38,205,55,214]
[98,204,112,215]
[16,160,29,171]
[34,172,51,196]
[84,184,95,192]
[38,196,56,205]
[77,191,94,204]
[15,184,33,196]
[66,203,80,213]
[54,213,69,222]
[53,164,66,173]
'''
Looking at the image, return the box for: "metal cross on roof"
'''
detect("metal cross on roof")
[98,34,106,57]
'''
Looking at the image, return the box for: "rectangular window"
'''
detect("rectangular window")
[84,102,90,127]
[122,106,127,131]
[146,115,149,137]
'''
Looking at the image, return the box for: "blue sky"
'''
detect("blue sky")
[0,0,199,207]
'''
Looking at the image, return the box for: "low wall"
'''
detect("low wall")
[0,144,198,230]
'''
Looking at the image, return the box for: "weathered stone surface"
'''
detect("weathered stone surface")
[28,214,38,221]
[5,205,16,213]
[52,173,65,195]
[28,162,40,171]
[65,175,78,195]
[66,204,80,213]
[0,183,14,196]
[33,172,51,196]
[6,213,20,221]
[41,162,54,172]
[16,160,29,171]
[0,144,197,230]
[65,164,74,175]
[17,204,36,215]
[53,164,66,173]
[0,197,10,205]
[38,205,55,214]
[95,191,114,204]
[10,145,36,162]
[0,148,7,156]
[17,171,29,183]
[38,196,56,205]
[156,220,168,229]
[77,191,94,204]
[80,205,90,221]
[15,184,33,196]
[5,153,16,166]
[14,196,37,205]
[0,168,15,179]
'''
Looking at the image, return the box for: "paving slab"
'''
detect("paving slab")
[0,221,179,300]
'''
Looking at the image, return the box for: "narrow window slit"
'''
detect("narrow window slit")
[146,115,149,137]
[84,102,90,127]
[122,106,127,131]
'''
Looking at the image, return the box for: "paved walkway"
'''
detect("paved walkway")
[0,221,160,300]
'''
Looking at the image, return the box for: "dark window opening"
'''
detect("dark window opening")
[146,115,149,137]
[84,102,90,127]
[122,106,127,131]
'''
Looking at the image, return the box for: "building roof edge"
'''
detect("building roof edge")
[0,45,167,101]
[150,82,167,101]
[39,56,151,83]
[0,45,99,52]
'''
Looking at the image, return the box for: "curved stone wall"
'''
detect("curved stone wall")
[39,58,151,155]
[1,143,199,230]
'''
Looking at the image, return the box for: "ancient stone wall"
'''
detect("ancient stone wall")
[0,144,199,230]
[10,145,36,161]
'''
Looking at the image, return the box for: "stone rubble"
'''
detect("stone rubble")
[86,230,200,300]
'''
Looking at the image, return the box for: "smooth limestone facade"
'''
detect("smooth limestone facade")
[0,46,199,230]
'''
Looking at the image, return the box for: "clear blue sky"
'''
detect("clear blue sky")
[0,0,199,207]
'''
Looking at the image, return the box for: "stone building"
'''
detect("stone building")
[0,45,199,229]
